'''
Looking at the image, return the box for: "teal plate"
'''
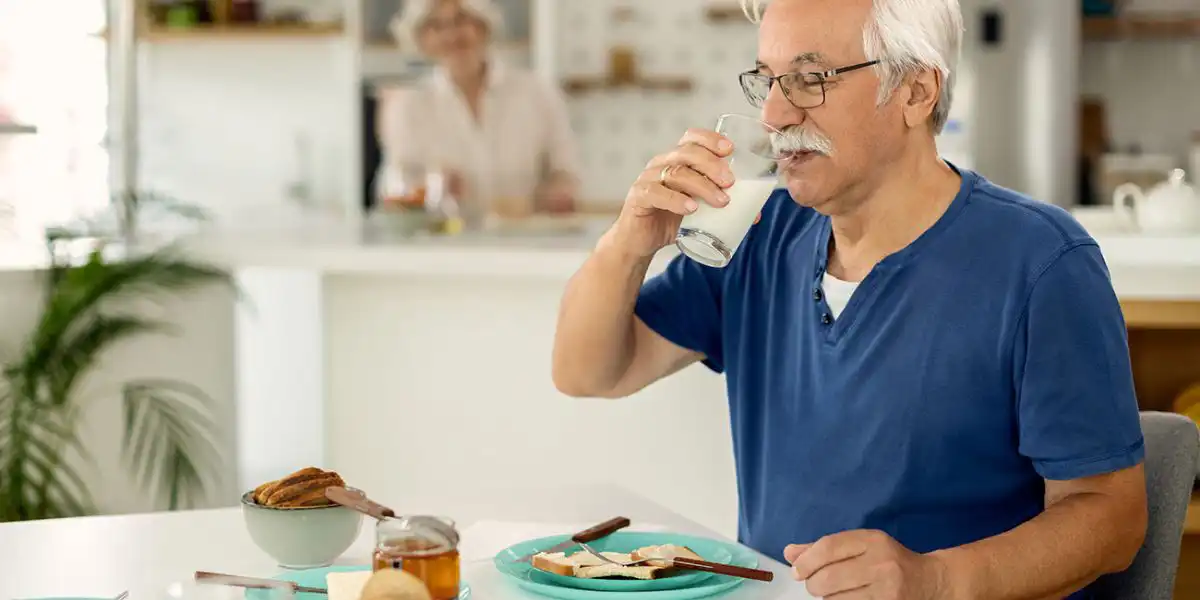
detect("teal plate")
[501,531,731,592]
[494,531,760,599]
[243,565,471,600]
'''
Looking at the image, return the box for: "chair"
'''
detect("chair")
[1092,411,1200,599]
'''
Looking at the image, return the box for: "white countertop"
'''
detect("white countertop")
[0,483,804,600]
[3,219,1199,298]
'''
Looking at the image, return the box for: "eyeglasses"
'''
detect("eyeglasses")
[738,60,879,110]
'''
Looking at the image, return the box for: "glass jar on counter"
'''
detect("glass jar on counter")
[374,515,461,600]
[375,164,463,236]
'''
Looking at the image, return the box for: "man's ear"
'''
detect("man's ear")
[902,68,942,129]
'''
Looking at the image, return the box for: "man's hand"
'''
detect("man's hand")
[787,530,948,600]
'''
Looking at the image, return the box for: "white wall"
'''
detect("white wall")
[137,38,355,223]
[0,269,239,516]
[320,273,741,538]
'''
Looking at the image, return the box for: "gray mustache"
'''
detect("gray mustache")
[770,127,833,156]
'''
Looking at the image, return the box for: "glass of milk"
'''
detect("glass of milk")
[675,114,783,268]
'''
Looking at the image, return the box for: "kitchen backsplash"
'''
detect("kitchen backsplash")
[550,0,761,204]
[1081,39,1200,176]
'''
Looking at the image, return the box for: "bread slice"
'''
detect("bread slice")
[630,544,704,566]
[574,563,671,580]
[530,545,704,581]
[530,552,579,577]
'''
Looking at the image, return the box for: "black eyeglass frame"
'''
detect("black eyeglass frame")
[738,59,880,109]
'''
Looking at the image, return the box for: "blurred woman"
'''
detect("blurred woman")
[378,0,581,229]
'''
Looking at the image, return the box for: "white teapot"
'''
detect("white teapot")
[1113,168,1200,234]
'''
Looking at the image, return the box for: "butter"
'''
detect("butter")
[326,571,374,600]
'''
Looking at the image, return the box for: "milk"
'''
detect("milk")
[677,177,779,266]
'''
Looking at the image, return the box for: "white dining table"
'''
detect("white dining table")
[0,483,815,600]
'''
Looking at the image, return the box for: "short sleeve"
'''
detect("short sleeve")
[634,253,726,373]
[1013,242,1146,481]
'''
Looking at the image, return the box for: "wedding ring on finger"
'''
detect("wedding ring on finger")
[658,164,678,186]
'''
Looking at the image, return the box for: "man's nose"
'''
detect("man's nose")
[761,80,805,130]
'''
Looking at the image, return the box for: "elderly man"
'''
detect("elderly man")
[551,0,1148,598]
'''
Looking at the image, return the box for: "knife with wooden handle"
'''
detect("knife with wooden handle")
[195,571,326,594]
[512,516,632,563]
[668,557,775,582]
[324,486,395,520]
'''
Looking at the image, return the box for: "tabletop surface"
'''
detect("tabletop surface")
[0,483,814,600]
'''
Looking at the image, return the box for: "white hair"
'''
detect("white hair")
[389,0,505,54]
[742,0,963,134]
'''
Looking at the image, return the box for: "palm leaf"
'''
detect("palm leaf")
[121,379,223,511]
[20,248,230,379]
[2,235,232,521]
[48,315,167,408]
[24,415,93,517]
[0,392,94,520]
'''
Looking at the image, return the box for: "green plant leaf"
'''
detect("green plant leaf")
[24,419,93,517]
[0,392,94,521]
[49,315,168,408]
[3,234,232,521]
[18,248,231,386]
[121,379,222,511]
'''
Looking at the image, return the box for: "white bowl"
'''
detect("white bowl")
[241,490,364,569]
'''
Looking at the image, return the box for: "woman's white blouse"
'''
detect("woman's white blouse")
[375,59,581,226]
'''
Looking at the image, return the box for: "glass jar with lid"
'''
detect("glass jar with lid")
[374,515,460,600]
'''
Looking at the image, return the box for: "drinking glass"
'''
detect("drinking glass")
[676,114,784,268]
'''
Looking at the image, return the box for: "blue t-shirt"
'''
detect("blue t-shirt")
[634,165,1144,591]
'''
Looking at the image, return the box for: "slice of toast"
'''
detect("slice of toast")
[530,552,579,577]
[530,545,704,580]
[630,544,704,566]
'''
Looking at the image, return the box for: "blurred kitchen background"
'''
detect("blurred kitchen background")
[1,0,1200,595]
[3,0,1199,237]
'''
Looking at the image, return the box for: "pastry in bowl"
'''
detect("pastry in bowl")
[251,466,347,508]
[242,466,363,568]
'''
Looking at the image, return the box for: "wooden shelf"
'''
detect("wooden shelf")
[0,123,37,135]
[705,4,750,23]
[364,38,530,52]
[562,76,693,95]
[137,23,344,41]
[1083,16,1200,40]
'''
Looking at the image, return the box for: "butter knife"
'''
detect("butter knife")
[195,571,326,594]
[512,516,631,563]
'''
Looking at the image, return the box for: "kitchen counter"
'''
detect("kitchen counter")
[146,226,1200,302]
[7,219,1197,295]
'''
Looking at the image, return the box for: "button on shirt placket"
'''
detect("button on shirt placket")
[813,282,834,328]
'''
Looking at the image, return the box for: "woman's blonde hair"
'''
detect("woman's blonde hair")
[389,0,506,54]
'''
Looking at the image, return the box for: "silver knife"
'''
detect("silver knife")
[195,571,326,594]
[512,516,631,563]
